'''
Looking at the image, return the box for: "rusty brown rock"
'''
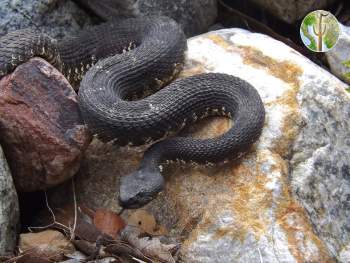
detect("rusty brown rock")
[0,58,91,192]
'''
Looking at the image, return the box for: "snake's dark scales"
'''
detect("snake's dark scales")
[0,16,265,208]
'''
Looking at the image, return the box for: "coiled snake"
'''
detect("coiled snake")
[0,16,265,208]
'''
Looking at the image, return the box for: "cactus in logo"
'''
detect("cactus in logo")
[312,11,329,52]
[300,10,340,52]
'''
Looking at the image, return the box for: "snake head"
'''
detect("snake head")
[119,168,164,209]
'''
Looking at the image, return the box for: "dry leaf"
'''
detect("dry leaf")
[127,210,156,235]
[71,240,97,257]
[94,209,126,238]
[121,226,177,263]
[104,239,149,262]
[128,210,168,236]
[34,202,104,242]
[16,253,52,263]
[64,250,88,261]
[152,225,168,236]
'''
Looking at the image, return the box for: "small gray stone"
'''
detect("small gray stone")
[0,145,19,255]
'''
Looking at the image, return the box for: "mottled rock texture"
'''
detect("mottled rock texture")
[291,59,350,260]
[74,0,217,36]
[326,24,350,84]
[49,29,350,262]
[0,0,93,38]
[0,58,91,192]
[248,0,337,24]
[0,146,19,255]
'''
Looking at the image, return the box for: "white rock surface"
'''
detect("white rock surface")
[248,0,337,24]
[326,23,350,84]
[0,146,19,255]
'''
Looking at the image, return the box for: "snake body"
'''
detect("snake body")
[0,16,265,208]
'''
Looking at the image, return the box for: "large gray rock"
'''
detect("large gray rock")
[0,146,19,255]
[290,60,350,260]
[1,0,216,38]
[49,28,350,262]
[74,0,218,36]
[326,23,350,84]
[0,0,93,38]
[248,0,337,24]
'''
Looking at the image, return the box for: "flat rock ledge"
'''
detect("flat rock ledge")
[0,58,91,192]
[50,28,350,262]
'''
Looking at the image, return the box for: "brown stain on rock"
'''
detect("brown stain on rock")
[227,162,273,241]
[276,201,335,263]
[206,34,234,50]
[176,153,273,246]
[179,150,334,261]
[179,59,207,79]
[240,46,303,157]
[265,152,334,262]
[241,47,302,86]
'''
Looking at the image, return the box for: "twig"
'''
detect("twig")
[3,253,25,263]
[131,257,148,263]
[28,192,65,231]
[45,190,55,222]
[70,178,78,240]
[257,247,263,263]
[334,1,344,17]
[118,208,125,215]
[27,191,72,236]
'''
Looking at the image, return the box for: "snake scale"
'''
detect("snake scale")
[0,16,265,208]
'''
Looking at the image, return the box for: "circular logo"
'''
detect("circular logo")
[300,10,340,52]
